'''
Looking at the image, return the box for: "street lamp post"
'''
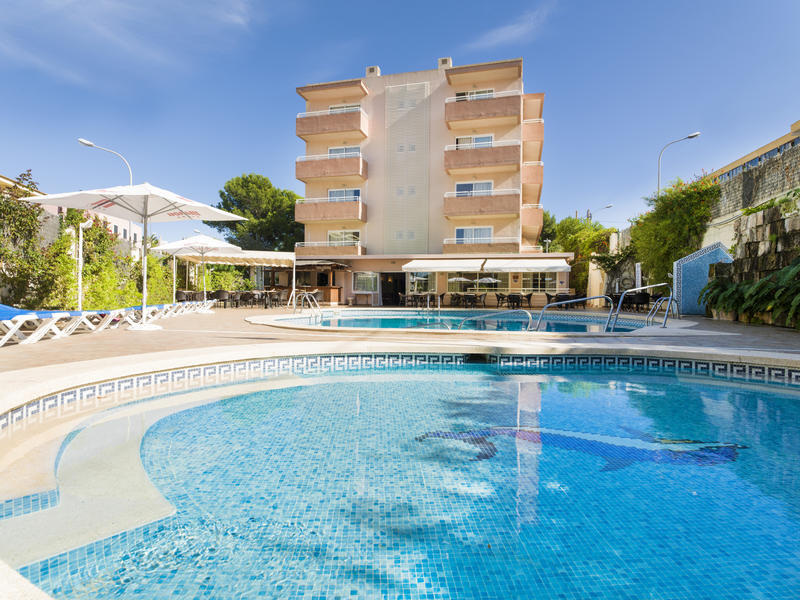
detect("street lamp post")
[543,238,551,253]
[77,138,136,256]
[657,132,700,199]
[586,204,614,222]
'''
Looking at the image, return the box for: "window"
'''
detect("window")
[123,228,128,239]
[328,146,360,157]
[408,272,431,292]
[328,188,360,202]
[455,226,492,243]
[328,103,360,114]
[397,143,404,153]
[455,135,493,149]
[455,181,493,197]
[522,272,557,292]
[113,225,118,235]
[327,230,360,246]
[407,185,416,196]
[408,143,416,152]
[133,233,137,243]
[353,272,378,292]
[396,187,404,196]
[455,89,494,101]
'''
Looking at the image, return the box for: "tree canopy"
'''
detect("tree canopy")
[629,177,719,283]
[552,217,616,293]
[204,174,303,251]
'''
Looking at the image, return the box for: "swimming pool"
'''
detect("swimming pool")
[280,309,642,333]
[8,356,800,599]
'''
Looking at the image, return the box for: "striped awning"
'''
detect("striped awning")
[180,250,294,267]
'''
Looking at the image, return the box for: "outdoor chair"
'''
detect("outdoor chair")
[240,292,254,308]
[213,290,230,308]
[398,293,408,307]
[545,293,555,305]
[450,293,462,307]
[495,293,508,308]
[523,292,533,309]
[176,290,187,303]
[439,292,447,307]
[631,292,650,312]
[478,293,487,308]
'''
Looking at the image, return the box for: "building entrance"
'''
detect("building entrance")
[380,273,406,306]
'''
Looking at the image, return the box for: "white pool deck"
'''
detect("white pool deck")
[1,306,799,598]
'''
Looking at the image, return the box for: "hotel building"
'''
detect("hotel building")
[293,57,572,306]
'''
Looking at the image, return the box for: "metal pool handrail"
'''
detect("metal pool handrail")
[457,309,534,331]
[645,295,678,326]
[608,283,673,332]
[534,295,614,332]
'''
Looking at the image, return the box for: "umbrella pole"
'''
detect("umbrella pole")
[141,211,148,324]
[290,254,296,308]
[172,254,176,304]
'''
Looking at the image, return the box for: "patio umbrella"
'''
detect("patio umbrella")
[476,277,501,284]
[25,183,245,330]
[155,234,242,312]
[447,277,475,283]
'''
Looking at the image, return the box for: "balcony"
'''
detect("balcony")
[296,108,368,142]
[295,240,365,257]
[296,152,368,184]
[295,197,367,223]
[443,189,521,219]
[297,79,368,102]
[444,91,521,130]
[522,161,543,205]
[444,140,521,175]
[521,203,544,241]
[445,59,522,87]
[442,236,520,254]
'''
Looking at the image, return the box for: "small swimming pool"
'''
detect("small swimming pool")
[282,309,642,333]
[8,357,800,599]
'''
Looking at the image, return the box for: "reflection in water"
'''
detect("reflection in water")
[515,382,541,526]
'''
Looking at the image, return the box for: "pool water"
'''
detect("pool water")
[316,310,638,332]
[24,367,800,599]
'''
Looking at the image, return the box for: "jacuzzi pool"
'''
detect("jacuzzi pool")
[4,353,799,599]
[276,309,643,333]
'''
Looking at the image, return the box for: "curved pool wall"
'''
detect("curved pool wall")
[3,344,800,599]
[260,308,649,334]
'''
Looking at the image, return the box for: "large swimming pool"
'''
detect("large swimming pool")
[282,309,641,333]
[11,359,800,599]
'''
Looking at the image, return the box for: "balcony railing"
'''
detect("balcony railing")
[296,107,364,118]
[444,90,522,103]
[444,139,520,151]
[443,236,519,245]
[297,196,364,204]
[444,188,520,198]
[296,151,362,161]
[296,240,364,248]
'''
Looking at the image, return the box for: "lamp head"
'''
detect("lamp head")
[604,204,614,209]
[687,132,701,139]
[77,138,95,147]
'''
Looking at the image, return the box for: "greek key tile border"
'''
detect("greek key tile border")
[0,353,465,441]
[491,354,800,387]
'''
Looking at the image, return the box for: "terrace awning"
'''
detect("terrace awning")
[180,250,294,267]
[483,258,571,273]
[402,258,485,273]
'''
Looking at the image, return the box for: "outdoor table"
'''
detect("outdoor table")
[463,294,478,309]
[507,293,523,309]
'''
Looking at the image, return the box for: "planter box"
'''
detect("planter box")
[711,309,738,321]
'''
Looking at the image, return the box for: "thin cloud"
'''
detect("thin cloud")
[467,4,553,50]
[0,0,263,88]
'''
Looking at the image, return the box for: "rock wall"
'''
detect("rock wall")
[703,143,800,249]
[727,206,800,283]
[713,143,800,219]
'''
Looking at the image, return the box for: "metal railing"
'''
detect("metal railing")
[293,290,323,322]
[444,90,522,103]
[457,309,534,331]
[296,107,364,118]
[444,139,521,151]
[608,284,674,332]
[297,196,363,204]
[534,295,614,332]
[443,236,519,245]
[521,244,544,252]
[295,240,363,248]
[296,151,362,161]
[646,295,679,326]
[443,188,521,198]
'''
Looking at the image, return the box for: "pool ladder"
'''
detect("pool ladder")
[534,295,614,332]
[608,283,677,332]
[293,290,326,323]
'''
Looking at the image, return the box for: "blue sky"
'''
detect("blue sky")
[1,0,798,242]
